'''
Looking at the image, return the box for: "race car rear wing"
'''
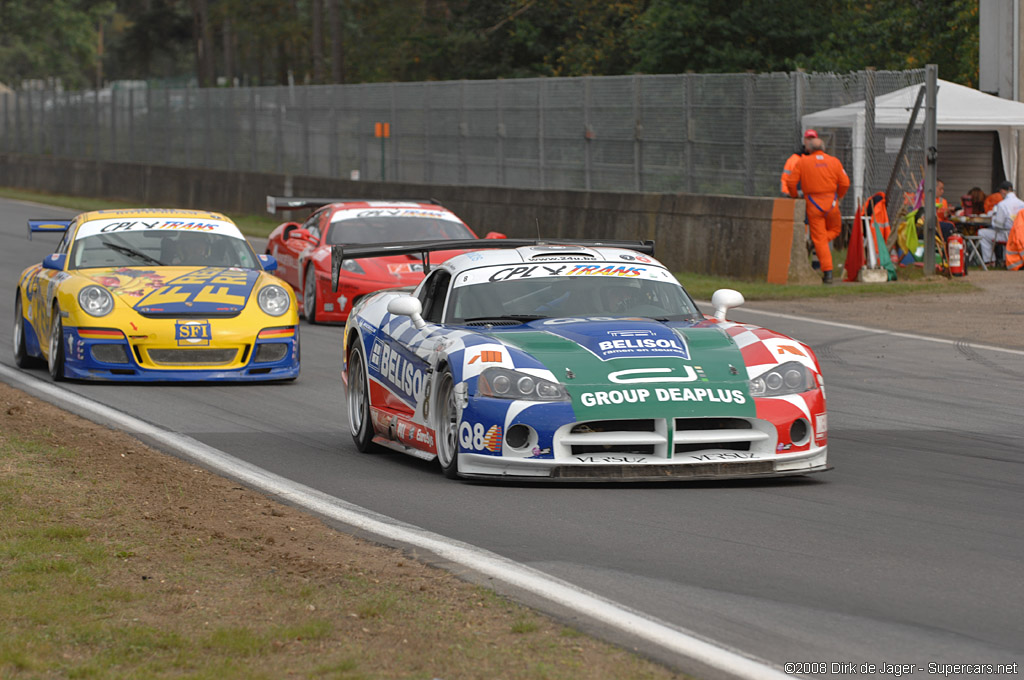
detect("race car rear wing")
[266,195,442,214]
[27,219,72,241]
[331,238,656,292]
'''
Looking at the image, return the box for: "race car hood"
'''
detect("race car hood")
[482,319,755,420]
[79,266,263,315]
[335,248,473,282]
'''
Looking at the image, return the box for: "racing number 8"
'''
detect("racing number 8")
[459,422,486,450]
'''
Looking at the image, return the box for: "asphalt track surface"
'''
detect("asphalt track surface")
[2,198,1022,679]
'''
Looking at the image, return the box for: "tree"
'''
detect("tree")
[805,0,979,86]
[0,0,115,89]
[1,0,981,90]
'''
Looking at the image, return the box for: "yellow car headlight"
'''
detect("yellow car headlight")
[78,285,114,317]
[258,284,291,317]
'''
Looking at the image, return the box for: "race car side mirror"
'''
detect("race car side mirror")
[483,231,507,239]
[387,295,426,330]
[711,288,744,321]
[42,253,67,271]
[258,254,279,271]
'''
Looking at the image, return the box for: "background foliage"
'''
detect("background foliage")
[0,0,980,89]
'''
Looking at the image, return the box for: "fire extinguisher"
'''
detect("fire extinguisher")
[947,232,966,277]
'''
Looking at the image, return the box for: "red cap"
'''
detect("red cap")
[804,129,819,139]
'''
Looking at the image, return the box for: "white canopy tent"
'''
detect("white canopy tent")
[801,79,1024,204]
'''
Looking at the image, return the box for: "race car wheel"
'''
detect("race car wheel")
[13,292,40,369]
[303,266,318,324]
[435,370,460,479]
[47,307,66,382]
[347,343,377,452]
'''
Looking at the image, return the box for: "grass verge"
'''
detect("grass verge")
[676,269,977,301]
[0,384,688,679]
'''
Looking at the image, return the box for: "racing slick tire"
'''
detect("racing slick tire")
[303,266,318,324]
[13,292,41,369]
[47,306,66,382]
[435,369,461,479]
[347,342,379,452]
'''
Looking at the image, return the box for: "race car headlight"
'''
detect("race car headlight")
[749,361,815,397]
[342,259,365,275]
[478,367,568,401]
[258,285,291,317]
[78,286,114,317]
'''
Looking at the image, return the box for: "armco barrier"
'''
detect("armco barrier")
[0,153,817,284]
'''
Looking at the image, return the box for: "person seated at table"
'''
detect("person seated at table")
[980,181,1024,266]
[935,179,951,221]
[955,187,986,216]
[984,184,1006,214]
[932,179,959,242]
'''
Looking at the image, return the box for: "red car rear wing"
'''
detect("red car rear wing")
[266,195,442,214]
[330,238,656,292]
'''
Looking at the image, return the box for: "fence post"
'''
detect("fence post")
[584,76,592,191]
[249,87,258,171]
[390,82,398,182]
[302,85,311,175]
[744,74,755,195]
[226,89,235,171]
[458,80,467,185]
[864,68,876,204]
[144,87,152,164]
[93,88,100,161]
[128,89,135,161]
[794,69,805,141]
[329,97,339,178]
[685,74,695,193]
[111,90,118,161]
[538,78,546,189]
[923,64,938,274]
[633,74,643,192]
[497,79,505,187]
[275,88,284,173]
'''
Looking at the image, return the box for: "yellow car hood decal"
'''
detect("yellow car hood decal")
[81,266,261,314]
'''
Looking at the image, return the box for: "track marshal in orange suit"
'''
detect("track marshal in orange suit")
[787,137,850,283]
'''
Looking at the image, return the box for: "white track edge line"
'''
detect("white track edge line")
[0,364,789,680]
[696,302,1024,357]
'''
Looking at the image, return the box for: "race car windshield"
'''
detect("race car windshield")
[326,216,474,245]
[71,231,260,269]
[447,275,701,323]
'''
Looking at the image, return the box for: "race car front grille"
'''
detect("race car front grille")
[136,311,242,319]
[673,417,756,454]
[571,444,656,456]
[554,417,773,460]
[146,348,238,365]
[550,460,775,479]
[571,419,657,433]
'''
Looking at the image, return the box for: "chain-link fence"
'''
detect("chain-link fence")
[0,70,925,220]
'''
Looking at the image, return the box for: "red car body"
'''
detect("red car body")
[265,197,502,323]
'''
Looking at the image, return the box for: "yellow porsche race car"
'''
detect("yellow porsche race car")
[13,209,300,382]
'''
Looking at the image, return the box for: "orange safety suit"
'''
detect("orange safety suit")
[780,153,801,195]
[1007,210,1024,271]
[788,150,850,273]
[984,192,1003,213]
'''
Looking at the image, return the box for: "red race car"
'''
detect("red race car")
[265,196,504,323]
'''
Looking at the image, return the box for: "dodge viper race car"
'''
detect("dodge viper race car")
[339,239,829,481]
[13,209,299,382]
[265,196,504,324]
